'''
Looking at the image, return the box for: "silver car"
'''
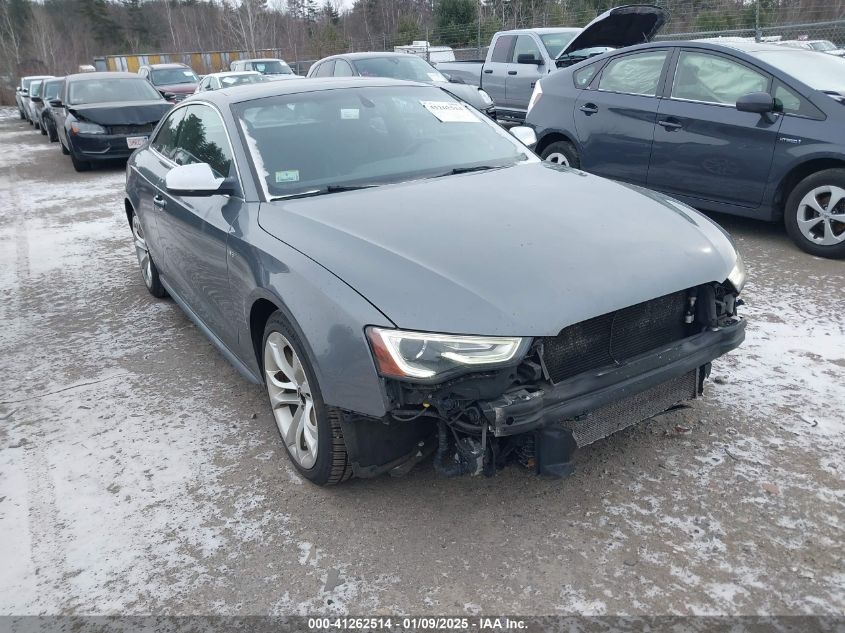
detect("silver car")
[124,78,746,485]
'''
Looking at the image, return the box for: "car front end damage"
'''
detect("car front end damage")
[344,280,745,478]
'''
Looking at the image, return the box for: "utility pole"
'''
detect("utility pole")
[755,0,761,42]
[477,0,481,57]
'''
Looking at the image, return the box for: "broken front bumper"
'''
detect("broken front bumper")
[480,318,746,440]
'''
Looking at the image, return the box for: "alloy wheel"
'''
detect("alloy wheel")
[797,185,845,246]
[131,215,154,288]
[264,332,318,469]
[545,152,570,167]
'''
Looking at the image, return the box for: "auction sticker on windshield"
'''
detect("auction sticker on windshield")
[421,101,479,123]
[126,136,148,149]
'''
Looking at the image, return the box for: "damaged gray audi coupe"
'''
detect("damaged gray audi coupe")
[125,77,746,485]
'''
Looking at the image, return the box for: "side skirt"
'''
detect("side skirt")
[159,276,262,385]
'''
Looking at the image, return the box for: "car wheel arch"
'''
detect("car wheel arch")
[535,131,579,158]
[774,156,845,220]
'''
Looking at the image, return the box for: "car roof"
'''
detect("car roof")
[237,58,286,63]
[188,76,431,105]
[208,71,261,77]
[324,51,426,61]
[498,27,581,36]
[65,71,144,81]
[146,63,191,69]
[22,75,53,80]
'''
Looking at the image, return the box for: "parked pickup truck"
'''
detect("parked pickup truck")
[436,5,665,121]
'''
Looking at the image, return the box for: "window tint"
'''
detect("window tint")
[151,108,185,159]
[598,51,667,96]
[172,105,234,178]
[334,59,354,77]
[672,51,768,105]
[512,35,542,63]
[773,80,822,118]
[491,35,515,63]
[313,61,334,77]
[574,62,600,88]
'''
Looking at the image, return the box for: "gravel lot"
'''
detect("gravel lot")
[0,107,843,617]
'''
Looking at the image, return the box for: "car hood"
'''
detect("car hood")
[257,163,737,336]
[557,4,666,59]
[68,101,173,126]
[157,83,197,94]
[434,81,487,109]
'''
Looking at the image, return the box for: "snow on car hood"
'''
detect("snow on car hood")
[557,4,667,59]
[257,162,737,336]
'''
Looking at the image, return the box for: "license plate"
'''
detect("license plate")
[126,136,148,149]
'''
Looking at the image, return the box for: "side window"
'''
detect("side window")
[314,60,335,77]
[199,77,211,91]
[139,68,147,78]
[598,50,667,96]
[573,62,601,89]
[672,51,768,105]
[773,80,823,119]
[334,59,354,77]
[172,105,234,178]
[150,108,185,160]
[491,35,515,63]
[512,35,542,63]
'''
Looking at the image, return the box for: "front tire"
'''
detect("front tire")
[39,120,47,135]
[60,138,70,155]
[70,148,91,172]
[262,313,352,486]
[784,169,845,259]
[131,213,166,297]
[541,140,580,168]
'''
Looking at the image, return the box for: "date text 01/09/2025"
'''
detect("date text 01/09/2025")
[307,617,528,630]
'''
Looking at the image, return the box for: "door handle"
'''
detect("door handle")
[657,119,683,131]
[483,69,493,74]
[507,70,517,75]
[579,103,598,115]
[153,194,166,209]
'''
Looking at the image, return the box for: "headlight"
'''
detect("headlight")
[527,81,543,114]
[727,250,746,293]
[478,89,493,106]
[71,121,106,135]
[366,327,526,380]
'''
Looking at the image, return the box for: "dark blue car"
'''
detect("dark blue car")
[526,40,845,258]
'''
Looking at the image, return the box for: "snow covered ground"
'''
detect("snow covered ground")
[0,108,843,616]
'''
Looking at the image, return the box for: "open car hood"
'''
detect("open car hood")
[557,4,667,59]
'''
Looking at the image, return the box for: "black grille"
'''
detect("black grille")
[108,123,155,136]
[541,290,690,384]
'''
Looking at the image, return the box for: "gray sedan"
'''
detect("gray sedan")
[306,52,496,117]
[125,78,746,485]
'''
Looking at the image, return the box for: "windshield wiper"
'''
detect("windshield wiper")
[429,165,507,179]
[271,183,379,201]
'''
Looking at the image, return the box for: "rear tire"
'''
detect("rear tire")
[39,121,47,135]
[19,109,25,120]
[262,312,353,486]
[541,140,580,168]
[130,212,166,298]
[784,168,845,259]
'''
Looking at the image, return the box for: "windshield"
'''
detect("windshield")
[541,31,579,57]
[221,73,265,87]
[810,40,836,51]
[251,60,293,75]
[151,68,198,86]
[354,56,446,82]
[234,85,534,199]
[30,81,43,97]
[751,49,845,93]
[68,78,164,105]
[44,81,62,100]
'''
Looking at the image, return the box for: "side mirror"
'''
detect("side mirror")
[517,54,543,65]
[736,92,776,114]
[166,163,231,196]
[31,96,43,103]
[510,125,537,148]
[49,98,63,108]
[162,91,176,100]
[447,74,466,84]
